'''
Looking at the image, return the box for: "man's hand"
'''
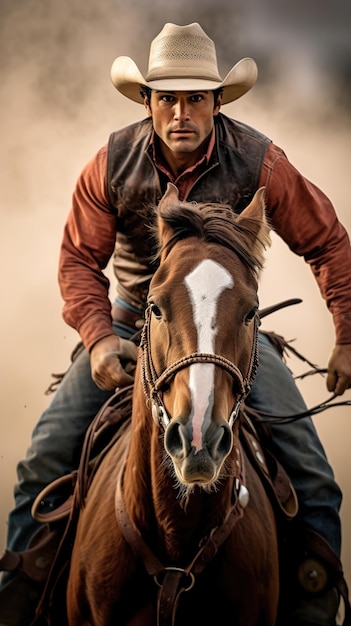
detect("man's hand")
[90,334,138,391]
[327,343,351,396]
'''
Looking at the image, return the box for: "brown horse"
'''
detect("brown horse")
[66,184,279,625]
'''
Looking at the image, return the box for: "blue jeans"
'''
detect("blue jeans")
[5,331,342,558]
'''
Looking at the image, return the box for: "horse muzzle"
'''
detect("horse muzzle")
[164,418,233,486]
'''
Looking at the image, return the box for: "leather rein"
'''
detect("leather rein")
[255,298,351,423]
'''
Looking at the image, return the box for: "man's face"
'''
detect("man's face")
[144,90,221,157]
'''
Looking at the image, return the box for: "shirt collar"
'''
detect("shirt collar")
[149,127,216,178]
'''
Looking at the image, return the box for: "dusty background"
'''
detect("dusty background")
[1,0,351,589]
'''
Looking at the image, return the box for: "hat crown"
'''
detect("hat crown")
[146,23,222,82]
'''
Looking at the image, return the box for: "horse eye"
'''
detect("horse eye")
[150,303,162,319]
[245,306,258,325]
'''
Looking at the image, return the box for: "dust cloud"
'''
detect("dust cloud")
[1,0,351,588]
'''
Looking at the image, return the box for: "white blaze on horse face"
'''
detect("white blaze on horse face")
[184,259,234,452]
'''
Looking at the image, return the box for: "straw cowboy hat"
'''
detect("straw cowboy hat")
[111,22,258,105]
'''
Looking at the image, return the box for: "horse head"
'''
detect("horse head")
[140,183,271,492]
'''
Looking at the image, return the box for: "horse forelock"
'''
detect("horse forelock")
[153,199,270,273]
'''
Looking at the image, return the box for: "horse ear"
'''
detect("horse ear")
[239,187,266,222]
[236,187,271,261]
[237,187,270,237]
[159,183,179,208]
[156,183,180,253]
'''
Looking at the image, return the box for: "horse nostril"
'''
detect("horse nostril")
[165,421,193,460]
[212,424,233,460]
[165,421,185,459]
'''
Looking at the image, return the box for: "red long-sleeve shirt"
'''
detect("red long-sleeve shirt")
[59,129,351,352]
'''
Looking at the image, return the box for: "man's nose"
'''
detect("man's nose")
[174,100,190,120]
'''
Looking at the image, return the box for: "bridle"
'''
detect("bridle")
[139,304,260,431]
[115,303,259,625]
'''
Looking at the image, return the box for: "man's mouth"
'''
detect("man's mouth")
[170,129,193,136]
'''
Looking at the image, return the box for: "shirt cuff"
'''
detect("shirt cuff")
[78,313,114,352]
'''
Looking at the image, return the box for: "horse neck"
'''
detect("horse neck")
[123,387,240,561]
[123,384,154,527]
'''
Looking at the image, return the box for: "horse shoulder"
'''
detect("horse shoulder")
[67,430,138,622]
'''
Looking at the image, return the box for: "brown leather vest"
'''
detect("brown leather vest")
[106,113,271,308]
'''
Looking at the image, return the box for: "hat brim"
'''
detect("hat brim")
[110,56,258,105]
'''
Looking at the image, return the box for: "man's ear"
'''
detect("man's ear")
[144,96,152,117]
[214,91,222,115]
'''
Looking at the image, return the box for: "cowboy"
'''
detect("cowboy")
[1,22,350,626]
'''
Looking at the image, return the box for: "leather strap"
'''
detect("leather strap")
[0,526,62,583]
[240,414,298,520]
[156,569,190,626]
[115,469,245,626]
[31,474,76,523]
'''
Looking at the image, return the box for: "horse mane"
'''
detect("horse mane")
[153,199,271,273]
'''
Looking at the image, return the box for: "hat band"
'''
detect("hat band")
[146,69,223,83]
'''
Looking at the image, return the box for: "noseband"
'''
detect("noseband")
[140,305,260,430]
